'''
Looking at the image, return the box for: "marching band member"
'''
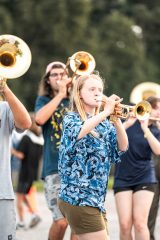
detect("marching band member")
[58,73,128,240]
[113,96,160,240]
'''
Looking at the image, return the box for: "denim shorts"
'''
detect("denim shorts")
[44,174,64,221]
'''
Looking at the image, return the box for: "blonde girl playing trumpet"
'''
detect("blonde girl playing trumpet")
[58,73,128,240]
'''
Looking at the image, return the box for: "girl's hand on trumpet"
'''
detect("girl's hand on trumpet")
[100,94,123,119]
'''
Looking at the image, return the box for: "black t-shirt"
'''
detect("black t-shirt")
[113,121,160,188]
[17,134,43,183]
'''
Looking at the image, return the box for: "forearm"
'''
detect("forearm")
[114,119,128,151]
[78,111,109,139]
[11,148,24,159]
[3,86,31,129]
[143,128,160,155]
[35,93,64,125]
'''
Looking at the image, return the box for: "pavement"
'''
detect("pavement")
[16,190,160,240]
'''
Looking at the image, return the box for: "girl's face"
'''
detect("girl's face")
[80,77,103,112]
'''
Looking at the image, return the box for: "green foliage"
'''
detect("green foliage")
[0,6,13,33]
[95,11,146,102]
[34,177,114,191]
[34,180,44,192]
[108,176,114,190]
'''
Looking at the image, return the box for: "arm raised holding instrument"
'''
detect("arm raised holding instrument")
[2,83,31,129]
[113,96,160,240]
[35,65,71,125]
[58,73,128,240]
[34,61,77,240]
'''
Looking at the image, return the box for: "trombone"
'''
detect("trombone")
[148,117,160,122]
[62,51,96,95]
[64,51,96,81]
[0,34,32,100]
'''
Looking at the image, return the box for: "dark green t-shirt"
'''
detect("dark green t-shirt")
[35,95,69,179]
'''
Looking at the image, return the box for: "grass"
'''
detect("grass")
[33,180,44,192]
[33,176,114,192]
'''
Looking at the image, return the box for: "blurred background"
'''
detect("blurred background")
[1,0,160,111]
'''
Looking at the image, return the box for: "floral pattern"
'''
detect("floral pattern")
[50,102,69,148]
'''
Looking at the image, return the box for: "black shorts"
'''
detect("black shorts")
[114,183,156,195]
[16,181,33,194]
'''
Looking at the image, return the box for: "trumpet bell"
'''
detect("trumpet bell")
[69,51,96,76]
[134,100,152,120]
[0,34,32,79]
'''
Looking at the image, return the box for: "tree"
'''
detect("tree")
[95,11,146,103]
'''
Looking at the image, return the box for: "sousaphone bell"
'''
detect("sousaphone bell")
[0,34,32,100]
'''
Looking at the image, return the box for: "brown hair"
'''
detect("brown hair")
[38,64,66,97]
[146,96,160,109]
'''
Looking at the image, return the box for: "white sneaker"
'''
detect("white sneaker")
[29,215,41,228]
[16,222,26,230]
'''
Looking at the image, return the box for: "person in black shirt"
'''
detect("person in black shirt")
[12,114,43,229]
[113,96,160,240]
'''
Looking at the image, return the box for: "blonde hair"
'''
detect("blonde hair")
[70,73,104,121]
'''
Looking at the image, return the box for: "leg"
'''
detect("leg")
[77,229,109,240]
[133,190,154,240]
[148,183,160,240]
[48,218,68,240]
[17,193,25,222]
[71,233,78,240]
[44,174,68,240]
[114,191,133,240]
[23,194,34,213]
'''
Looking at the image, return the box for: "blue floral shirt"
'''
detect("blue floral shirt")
[58,112,122,212]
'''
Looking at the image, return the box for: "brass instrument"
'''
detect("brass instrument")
[67,51,96,79]
[0,34,32,100]
[131,100,152,120]
[149,117,160,121]
[130,82,160,104]
[111,100,152,121]
[129,82,160,124]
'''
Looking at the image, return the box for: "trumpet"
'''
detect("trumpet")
[149,117,160,121]
[110,100,152,121]
[0,34,32,100]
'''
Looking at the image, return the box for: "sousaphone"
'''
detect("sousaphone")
[130,82,160,104]
[0,34,32,100]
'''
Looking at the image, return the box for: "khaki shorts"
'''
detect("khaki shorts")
[58,199,109,235]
